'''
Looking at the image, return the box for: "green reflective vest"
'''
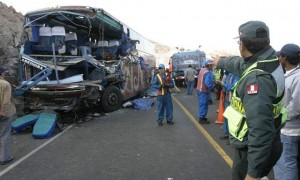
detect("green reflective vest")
[223,59,287,141]
[213,69,221,81]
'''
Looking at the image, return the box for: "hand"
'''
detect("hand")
[215,80,223,86]
[244,174,259,180]
[163,83,170,88]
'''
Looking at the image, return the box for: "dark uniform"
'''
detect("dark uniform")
[217,21,286,179]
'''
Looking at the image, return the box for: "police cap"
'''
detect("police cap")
[236,21,269,42]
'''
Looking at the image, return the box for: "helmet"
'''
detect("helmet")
[158,64,165,69]
[205,59,214,66]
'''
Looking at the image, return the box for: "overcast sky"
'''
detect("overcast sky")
[2,0,299,53]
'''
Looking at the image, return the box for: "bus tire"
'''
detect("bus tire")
[101,85,123,112]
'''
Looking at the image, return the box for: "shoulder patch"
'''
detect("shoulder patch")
[247,84,258,94]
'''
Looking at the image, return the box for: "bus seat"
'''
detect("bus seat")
[65,32,78,55]
[39,26,52,47]
[51,26,66,54]
[108,40,120,47]
[97,40,108,47]
[93,40,109,59]
[108,40,120,59]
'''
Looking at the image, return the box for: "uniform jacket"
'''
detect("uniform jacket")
[0,77,16,117]
[223,72,239,103]
[281,66,300,136]
[152,73,174,95]
[196,67,214,93]
[217,45,285,177]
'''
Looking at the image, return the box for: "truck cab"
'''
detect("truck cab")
[169,50,206,87]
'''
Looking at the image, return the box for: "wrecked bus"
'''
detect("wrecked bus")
[15,6,156,113]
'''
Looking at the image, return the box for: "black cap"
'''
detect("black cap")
[236,21,269,41]
[274,51,281,56]
[278,44,300,57]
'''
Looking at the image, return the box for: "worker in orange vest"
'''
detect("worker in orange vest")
[196,59,214,124]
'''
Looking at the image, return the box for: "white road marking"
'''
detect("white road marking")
[0,125,73,177]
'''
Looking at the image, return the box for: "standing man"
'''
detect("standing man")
[217,71,239,142]
[185,65,197,95]
[273,44,300,180]
[152,64,175,126]
[0,67,16,165]
[196,59,214,124]
[213,67,223,100]
[217,21,286,180]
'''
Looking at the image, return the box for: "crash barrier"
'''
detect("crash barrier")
[215,90,225,124]
[12,112,61,139]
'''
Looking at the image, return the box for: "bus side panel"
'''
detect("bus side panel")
[121,53,156,100]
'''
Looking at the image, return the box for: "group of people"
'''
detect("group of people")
[216,69,239,143]
[152,59,215,126]
[153,20,299,180]
[217,21,300,180]
[0,20,299,179]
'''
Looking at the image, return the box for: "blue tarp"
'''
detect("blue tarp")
[132,98,156,110]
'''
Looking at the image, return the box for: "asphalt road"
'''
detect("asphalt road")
[0,87,273,180]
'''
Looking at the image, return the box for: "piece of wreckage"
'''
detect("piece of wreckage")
[14,6,156,115]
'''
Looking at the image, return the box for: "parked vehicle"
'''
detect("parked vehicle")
[169,50,206,87]
[15,6,156,113]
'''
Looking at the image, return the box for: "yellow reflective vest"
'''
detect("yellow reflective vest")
[213,68,221,81]
[223,59,287,141]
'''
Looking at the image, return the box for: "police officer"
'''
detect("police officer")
[152,64,175,126]
[217,21,286,180]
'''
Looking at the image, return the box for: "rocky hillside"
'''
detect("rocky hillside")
[154,42,177,68]
[0,2,23,85]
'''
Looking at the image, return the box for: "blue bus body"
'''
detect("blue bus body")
[17,6,156,113]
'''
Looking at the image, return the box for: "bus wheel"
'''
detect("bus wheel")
[101,85,123,112]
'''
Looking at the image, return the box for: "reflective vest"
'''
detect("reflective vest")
[156,74,170,95]
[213,68,221,81]
[197,68,209,92]
[224,59,287,141]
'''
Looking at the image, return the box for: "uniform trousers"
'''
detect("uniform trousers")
[232,131,282,180]
[197,91,209,119]
[156,93,173,122]
[274,134,300,180]
[186,80,195,95]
